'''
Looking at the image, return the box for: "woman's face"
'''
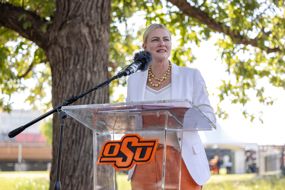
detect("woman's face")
[143,28,172,62]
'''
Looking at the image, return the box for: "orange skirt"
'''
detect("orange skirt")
[131,145,202,190]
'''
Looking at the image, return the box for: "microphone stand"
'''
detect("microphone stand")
[8,71,127,190]
[54,110,66,190]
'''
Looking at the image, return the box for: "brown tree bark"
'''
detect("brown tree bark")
[46,1,111,189]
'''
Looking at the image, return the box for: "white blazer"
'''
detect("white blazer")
[126,63,213,185]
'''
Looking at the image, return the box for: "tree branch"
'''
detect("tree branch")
[17,56,48,78]
[0,2,49,50]
[168,0,281,53]
[17,61,35,78]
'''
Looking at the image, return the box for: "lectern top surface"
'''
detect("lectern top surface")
[62,99,191,111]
[62,100,215,132]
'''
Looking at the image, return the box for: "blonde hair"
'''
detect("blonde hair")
[143,24,171,44]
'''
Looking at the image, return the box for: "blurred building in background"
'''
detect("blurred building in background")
[201,125,285,176]
[0,110,51,171]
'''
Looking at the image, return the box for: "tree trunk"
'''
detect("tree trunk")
[46,1,111,189]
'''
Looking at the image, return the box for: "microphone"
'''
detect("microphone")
[118,51,152,77]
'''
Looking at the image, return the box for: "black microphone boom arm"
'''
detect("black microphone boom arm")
[8,74,119,138]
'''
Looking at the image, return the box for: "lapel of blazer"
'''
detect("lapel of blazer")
[171,63,180,100]
[136,70,148,101]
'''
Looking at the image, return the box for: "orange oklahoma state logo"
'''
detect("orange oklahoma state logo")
[97,134,158,170]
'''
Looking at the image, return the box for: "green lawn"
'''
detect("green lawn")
[204,174,285,190]
[0,171,285,190]
[0,171,49,190]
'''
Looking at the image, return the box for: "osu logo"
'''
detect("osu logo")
[97,134,158,170]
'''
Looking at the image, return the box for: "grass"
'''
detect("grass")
[204,174,285,190]
[0,171,49,190]
[117,173,131,189]
[0,171,285,190]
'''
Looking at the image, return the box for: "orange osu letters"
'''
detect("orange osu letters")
[97,134,158,170]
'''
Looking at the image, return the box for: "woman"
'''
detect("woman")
[126,24,214,190]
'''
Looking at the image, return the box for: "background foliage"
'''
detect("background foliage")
[1,0,284,119]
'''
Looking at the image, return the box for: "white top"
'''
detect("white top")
[144,84,172,101]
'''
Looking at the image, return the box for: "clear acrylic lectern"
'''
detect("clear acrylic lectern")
[62,100,215,190]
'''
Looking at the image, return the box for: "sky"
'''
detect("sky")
[190,39,285,146]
